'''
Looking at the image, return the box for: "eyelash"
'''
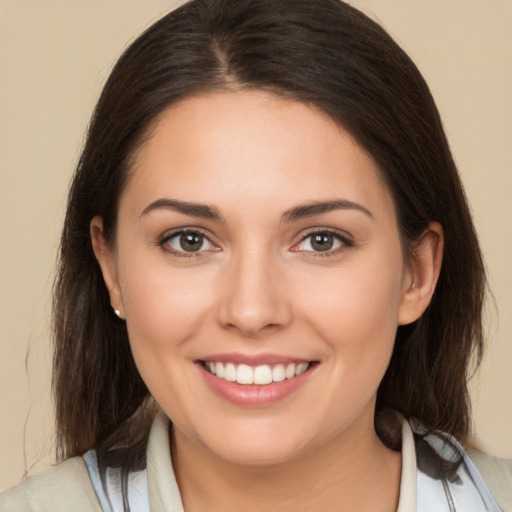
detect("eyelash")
[158,228,217,258]
[293,229,353,258]
[158,228,353,258]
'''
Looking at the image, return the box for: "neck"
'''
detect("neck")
[171,411,402,512]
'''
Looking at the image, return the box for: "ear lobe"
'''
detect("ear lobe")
[90,216,124,316]
[398,222,444,325]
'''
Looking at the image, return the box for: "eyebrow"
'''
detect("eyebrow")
[281,199,374,222]
[141,198,224,221]
[140,198,373,223]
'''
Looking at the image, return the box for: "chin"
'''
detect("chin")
[197,421,312,467]
[216,440,305,467]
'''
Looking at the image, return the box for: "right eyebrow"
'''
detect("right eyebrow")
[281,199,374,223]
[140,198,224,221]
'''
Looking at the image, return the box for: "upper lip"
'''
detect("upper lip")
[197,352,314,366]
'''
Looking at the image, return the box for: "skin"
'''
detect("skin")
[91,90,443,511]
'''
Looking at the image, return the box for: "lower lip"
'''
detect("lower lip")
[197,363,315,406]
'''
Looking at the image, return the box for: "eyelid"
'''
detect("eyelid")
[157,226,352,257]
[291,228,353,255]
[158,227,219,256]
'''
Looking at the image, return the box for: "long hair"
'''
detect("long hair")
[53,0,485,465]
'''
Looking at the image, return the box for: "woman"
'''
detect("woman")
[1,0,510,510]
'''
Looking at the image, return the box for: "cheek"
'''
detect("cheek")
[304,257,403,322]
[119,261,217,417]
[297,250,404,368]
[118,253,215,360]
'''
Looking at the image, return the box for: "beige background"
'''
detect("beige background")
[1,0,511,491]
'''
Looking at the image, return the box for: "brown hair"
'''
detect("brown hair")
[53,0,485,465]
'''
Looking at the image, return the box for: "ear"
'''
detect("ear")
[90,216,124,318]
[398,222,444,325]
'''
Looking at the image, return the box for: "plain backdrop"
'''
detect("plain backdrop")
[1,0,511,491]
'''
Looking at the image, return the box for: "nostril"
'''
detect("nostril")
[222,320,283,338]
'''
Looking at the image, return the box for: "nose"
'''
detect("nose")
[216,248,293,338]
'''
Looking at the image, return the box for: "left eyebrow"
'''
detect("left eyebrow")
[140,198,224,221]
[281,199,374,223]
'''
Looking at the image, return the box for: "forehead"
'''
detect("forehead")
[123,90,396,221]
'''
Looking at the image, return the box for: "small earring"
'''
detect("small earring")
[114,309,124,319]
[411,282,416,290]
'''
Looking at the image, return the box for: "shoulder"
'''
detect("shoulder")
[468,450,512,512]
[0,456,101,512]
[406,416,512,511]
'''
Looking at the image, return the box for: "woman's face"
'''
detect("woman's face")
[94,90,425,465]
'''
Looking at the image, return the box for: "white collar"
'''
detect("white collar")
[397,414,417,511]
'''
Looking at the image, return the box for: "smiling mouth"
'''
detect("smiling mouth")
[200,361,316,386]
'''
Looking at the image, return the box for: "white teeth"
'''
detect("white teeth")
[236,364,253,384]
[254,365,273,385]
[295,363,309,376]
[204,361,311,385]
[272,364,286,382]
[224,362,236,382]
[215,362,225,378]
[285,363,296,379]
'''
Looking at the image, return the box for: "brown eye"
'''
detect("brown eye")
[310,233,334,251]
[291,230,350,255]
[180,232,204,252]
[162,229,216,255]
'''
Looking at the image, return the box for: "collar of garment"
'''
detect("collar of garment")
[84,410,501,512]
